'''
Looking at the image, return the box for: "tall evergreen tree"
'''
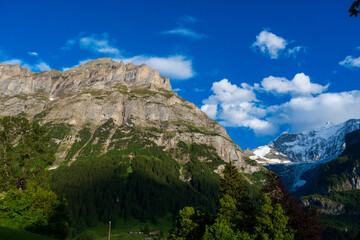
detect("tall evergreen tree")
[253,193,295,240]
[262,172,322,240]
[219,163,253,232]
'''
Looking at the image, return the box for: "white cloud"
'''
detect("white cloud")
[28,51,38,56]
[201,74,360,136]
[268,91,360,132]
[3,59,51,72]
[79,35,120,55]
[339,56,360,68]
[252,30,287,59]
[261,73,328,96]
[4,59,22,65]
[173,88,183,92]
[162,27,206,39]
[201,79,276,135]
[201,104,218,119]
[61,33,195,80]
[119,55,194,80]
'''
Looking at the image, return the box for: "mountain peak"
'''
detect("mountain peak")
[0,58,172,97]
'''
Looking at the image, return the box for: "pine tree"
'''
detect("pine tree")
[254,193,295,240]
[219,163,253,232]
[262,172,322,240]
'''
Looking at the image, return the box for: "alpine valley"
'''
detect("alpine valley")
[0,58,358,239]
[0,59,266,239]
[246,119,360,238]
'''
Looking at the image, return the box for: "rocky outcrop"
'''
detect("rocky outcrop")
[0,58,259,173]
[301,197,346,215]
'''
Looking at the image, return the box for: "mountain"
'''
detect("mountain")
[248,119,360,164]
[246,119,360,191]
[0,58,264,233]
[0,58,257,172]
[300,129,360,238]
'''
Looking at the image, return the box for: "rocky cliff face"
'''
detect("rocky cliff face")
[0,58,258,173]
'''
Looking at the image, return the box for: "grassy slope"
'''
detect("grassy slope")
[0,226,56,240]
[77,214,173,240]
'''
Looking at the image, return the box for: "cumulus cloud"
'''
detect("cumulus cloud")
[119,55,194,80]
[339,56,360,69]
[79,35,120,55]
[252,30,287,59]
[162,27,206,39]
[201,74,360,136]
[61,33,195,80]
[201,79,277,135]
[261,73,328,96]
[268,91,360,132]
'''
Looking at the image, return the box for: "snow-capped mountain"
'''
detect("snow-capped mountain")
[248,119,360,165]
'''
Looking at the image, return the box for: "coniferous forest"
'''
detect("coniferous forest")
[0,116,326,239]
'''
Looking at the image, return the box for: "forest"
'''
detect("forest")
[0,116,344,239]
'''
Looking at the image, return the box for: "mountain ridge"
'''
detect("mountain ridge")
[248,119,360,165]
[0,58,259,173]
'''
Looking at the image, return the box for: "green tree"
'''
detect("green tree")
[0,184,68,238]
[0,116,68,238]
[0,116,54,191]
[219,163,253,231]
[253,193,295,240]
[201,163,254,240]
[168,206,209,240]
[202,220,238,240]
[262,172,322,240]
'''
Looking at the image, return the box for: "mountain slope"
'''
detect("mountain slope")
[246,120,360,192]
[300,129,360,239]
[248,119,360,165]
[0,58,257,173]
[0,58,265,234]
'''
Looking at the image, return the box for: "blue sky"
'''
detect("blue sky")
[1,0,360,149]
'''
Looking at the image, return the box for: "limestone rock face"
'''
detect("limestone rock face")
[0,58,259,173]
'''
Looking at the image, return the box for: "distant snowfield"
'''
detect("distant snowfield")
[249,145,291,165]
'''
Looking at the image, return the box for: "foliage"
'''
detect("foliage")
[0,185,68,238]
[51,128,223,235]
[168,207,209,240]
[0,116,55,191]
[169,163,298,240]
[0,116,68,238]
[253,193,294,240]
[0,226,57,240]
[218,164,253,232]
[350,0,360,17]
[262,172,322,240]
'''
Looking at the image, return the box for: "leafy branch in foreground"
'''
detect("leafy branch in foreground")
[349,0,360,17]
